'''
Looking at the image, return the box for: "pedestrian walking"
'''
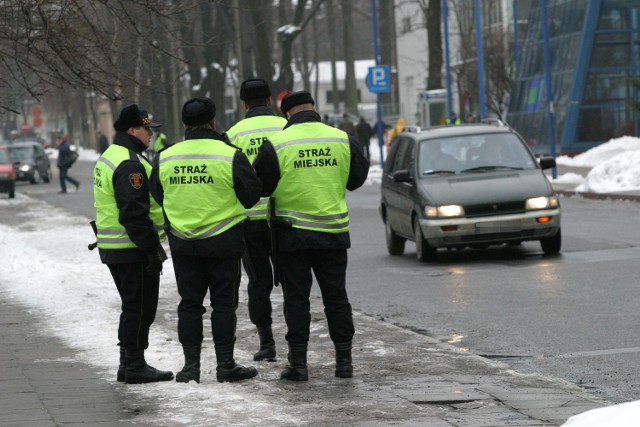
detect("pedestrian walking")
[226,78,287,362]
[355,116,373,162]
[56,135,80,193]
[97,130,109,154]
[337,112,356,135]
[151,97,262,384]
[93,104,173,384]
[253,91,369,381]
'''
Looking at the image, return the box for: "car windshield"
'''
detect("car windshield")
[9,146,34,161]
[418,133,536,176]
[0,150,8,163]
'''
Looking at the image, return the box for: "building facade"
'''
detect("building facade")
[507,0,640,154]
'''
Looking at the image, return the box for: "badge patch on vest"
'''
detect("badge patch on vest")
[129,172,144,189]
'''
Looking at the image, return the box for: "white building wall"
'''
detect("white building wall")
[394,0,515,126]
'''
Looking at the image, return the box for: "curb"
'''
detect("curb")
[555,189,640,203]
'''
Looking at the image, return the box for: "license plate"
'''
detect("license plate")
[474,220,521,234]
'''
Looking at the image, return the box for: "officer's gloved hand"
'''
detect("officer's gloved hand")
[146,252,164,275]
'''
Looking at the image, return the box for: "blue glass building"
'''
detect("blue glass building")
[507,0,640,154]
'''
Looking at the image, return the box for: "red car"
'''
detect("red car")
[0,145,16,198]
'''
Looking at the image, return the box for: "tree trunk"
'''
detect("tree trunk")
[426,0,443,90]
[327,0,339,113]
[379,0,398,115]
[341,0,358,115]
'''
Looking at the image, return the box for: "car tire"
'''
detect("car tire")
[414,216,437,262]
[9,182,15,199]
[385,218,405,255]
[43,168,51,183]
[540,228,561,255]
[29,169,41,184]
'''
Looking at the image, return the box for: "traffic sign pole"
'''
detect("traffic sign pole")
[371,0,385,168]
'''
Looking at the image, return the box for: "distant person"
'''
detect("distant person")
[56,135,80,194]
[97,130,109,154]
[355,117,373,162]
[337,113,356,135]
[387,117,406,153]
[447,112,461,125]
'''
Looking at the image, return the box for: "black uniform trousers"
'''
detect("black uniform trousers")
[173,254,242,348]
[278,248,354,345]
[243,222,275,328]
[108,262,159,351]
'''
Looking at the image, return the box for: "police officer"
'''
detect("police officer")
[93,104,173,384]
[226,78,287,362]
[253,91,369,381]
[151,97,262,383]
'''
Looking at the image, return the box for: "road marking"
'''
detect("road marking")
[551,347,640,359]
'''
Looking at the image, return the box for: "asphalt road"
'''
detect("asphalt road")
[15,158,640,404]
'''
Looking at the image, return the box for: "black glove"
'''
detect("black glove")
[146,252,164,275]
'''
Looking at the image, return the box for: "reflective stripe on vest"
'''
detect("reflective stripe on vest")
[227,115,286,221]
[269,122,351,233]
[158,138,246,240]
[94,145,165,250]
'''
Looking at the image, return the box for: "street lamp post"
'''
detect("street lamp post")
[372,0,385,167]
[442,0,454,123]
[540,0,557,178]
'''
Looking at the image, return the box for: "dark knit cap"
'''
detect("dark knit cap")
[280,91,315,114]
[113,104,160,132]
[182,97,216,126]
[240,79,271,101]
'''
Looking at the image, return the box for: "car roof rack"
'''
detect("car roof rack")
[402,125,421,133]
[480,118,508,127]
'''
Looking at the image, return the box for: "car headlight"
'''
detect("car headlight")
[19,164,31,172]
[425,204,465,218]
[526,195,558,210]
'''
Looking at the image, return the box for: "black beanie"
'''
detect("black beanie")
[182,97,216,127]
[280,91,315,114]
[240,79,271,101]
[114,104,160,131]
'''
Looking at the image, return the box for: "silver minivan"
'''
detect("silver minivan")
[379,124,561,262]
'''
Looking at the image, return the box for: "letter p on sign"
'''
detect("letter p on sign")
[367,65,390,94]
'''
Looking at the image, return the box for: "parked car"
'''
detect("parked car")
[8,141,52,184]
[380,123,561,262]
[0,145,16,198]
[322,112,360,128]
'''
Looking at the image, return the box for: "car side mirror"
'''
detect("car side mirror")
[539,157,556,170]
[392,169,412,183]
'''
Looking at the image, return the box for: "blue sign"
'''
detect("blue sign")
[367,65,390,93]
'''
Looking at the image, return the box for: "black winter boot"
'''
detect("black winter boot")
[280,342,308,381]
[253,326,276,362]
[334,340,353,378]
[175,345,201,384]
[116,347,125,382]
[124,349,174,384]
[215,343,258,383]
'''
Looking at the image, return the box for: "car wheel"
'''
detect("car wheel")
[9,182,15,199]
[540,228,561,255]
[385,217,405,255]
[43,168,51,183]
[414,216,437,262]
[29,169,41,184]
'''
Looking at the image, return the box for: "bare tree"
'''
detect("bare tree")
[341,0,358,115]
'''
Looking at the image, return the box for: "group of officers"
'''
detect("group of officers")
[93,79,369,384]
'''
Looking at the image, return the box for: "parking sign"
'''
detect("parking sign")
[367,65,390,94]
